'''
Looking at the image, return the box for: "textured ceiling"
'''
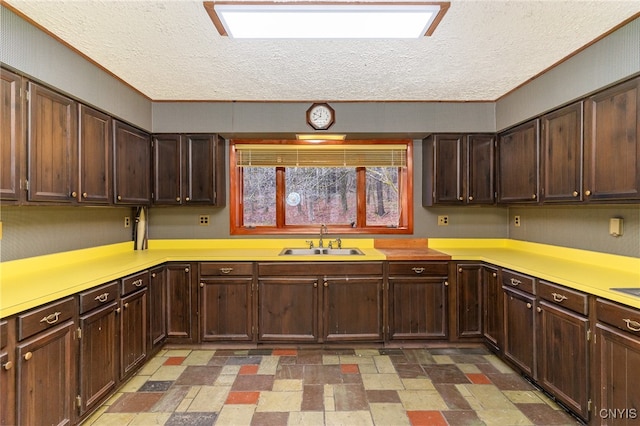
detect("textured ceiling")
[5,0,640,102]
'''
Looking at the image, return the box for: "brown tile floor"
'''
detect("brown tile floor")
[82,346,582,425]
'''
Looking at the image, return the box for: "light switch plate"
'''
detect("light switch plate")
[609,218,623,237]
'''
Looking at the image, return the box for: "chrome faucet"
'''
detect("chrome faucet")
[318,224,328,248]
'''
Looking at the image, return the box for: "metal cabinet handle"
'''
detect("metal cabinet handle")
[323,281,328,287]
[585,190,591,196]
[526,303,532,309]
[623,318,640,332]
[151,273,156,278]
[468,196,474,201]
[458,267,463,273]
[133,279,143,287]
[552,293,568,303]
[510,278,521,286]
[412,267,425,274]
[94,293,109,303]
[572,191,579,197]
[220,267,233,274]
[176,197,181,202]
[313,282,318,288]
[185,197,190,202]
[82,192,88,198]
[124,303,129,309]
[23,352,32,361]
[185,267,190,273]
[40,311,61,325]
[116,307,121,314]
[536,307,542,313]
[531,194,536,199]
[200,282,204,288]
[444,281,449,287]
[458,196,463,201]
[2,361,12,371]
[71,191,77,197]
[117,195,122,201]
[492,273,497,278]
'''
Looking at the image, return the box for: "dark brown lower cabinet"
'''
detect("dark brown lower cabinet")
[503,286,536,378]
[78,302,118,417]
[257,262,383,343]
[388,262,449,340]
[536,300,589,420]
[200,276,254,341]
[258,276,319,342]
[120,288,147,380]
[323,276,383,342]
[149,266,167,353]
[595,298,640,425]
[166,263,196,343]
[482,266,502,352]
[16,320,76,426]
[0,319,16,426]
[455,263,483,339]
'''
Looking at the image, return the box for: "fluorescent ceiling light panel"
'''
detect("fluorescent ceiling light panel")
[205,2,448,39]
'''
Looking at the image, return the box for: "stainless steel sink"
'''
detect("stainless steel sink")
[279,247,364,256]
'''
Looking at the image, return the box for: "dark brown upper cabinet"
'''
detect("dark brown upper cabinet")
[0,68,24,203]
[422,133,495,206]
[584,76,640,202]
[78,105,112,204]
[497,119,540,204]
[27,82,78,203]
[152,134,225,206]
[541,102,583,203]
[113,120,151,205]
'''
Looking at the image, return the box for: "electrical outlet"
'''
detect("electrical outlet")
[124,216,131,228]
[514,215,521,227]
[437,215,449,226]
[199,215,210,226]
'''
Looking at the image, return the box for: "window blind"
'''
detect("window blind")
[235,144,407,167]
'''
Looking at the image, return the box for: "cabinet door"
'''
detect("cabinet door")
[258,277,319,342]
[536,301,589,420]
[433,134,465,204]
[389,277,448,340]
[467,134,496,204]
[584,77,640,201]
[166,264,194,342]
[498,120,540,203]
[78,302,118,416]
[200,277,253,341]
[113,120,150,204]
[541,102,583,203]
[1,68,23,202]
[482,266,502,351]
[596,323,640,424]
[184,134,224,205]
[503,287,535,377]
[0,319,16,426]
[16,320,75,426]
[78,105,111,204]
[149,267,167,353]
[120,289,147,379]
[456,264,483,339]
[323,276,383,342]
[27,82,78,203]
[152,134,182,205]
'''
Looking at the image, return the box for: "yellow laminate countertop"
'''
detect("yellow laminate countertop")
[1,238,639,318]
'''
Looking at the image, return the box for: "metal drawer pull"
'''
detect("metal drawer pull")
[220,267,233,274]
[526,303,532,309]
[412,267,425,274]
[40,311,61,325]
[133,279,143,287]
[2,361,12,371]
[510,278,521,286]
[623,319,640,332]
[24,352,32,361]
[94,293,110,302]
[551,293,568,303]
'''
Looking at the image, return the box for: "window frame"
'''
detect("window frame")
[229,139,413,235]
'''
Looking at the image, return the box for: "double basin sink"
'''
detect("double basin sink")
[279,247,364,256]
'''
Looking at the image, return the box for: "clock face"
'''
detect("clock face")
[307,103,334,130]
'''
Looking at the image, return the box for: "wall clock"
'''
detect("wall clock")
[306,103,335,130]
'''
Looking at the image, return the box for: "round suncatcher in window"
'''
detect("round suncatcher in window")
[286,192,301,206]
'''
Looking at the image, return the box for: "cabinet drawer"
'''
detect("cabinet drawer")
[79,281,120,314]
[388,262,448,277]
[501,269,535,294]
[538,280,588,315]
[17,297,75,341]
[121,271,149,296]
[200,262,253,276]
[597,298,640,336]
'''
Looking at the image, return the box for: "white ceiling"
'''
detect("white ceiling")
[6,0,640,102]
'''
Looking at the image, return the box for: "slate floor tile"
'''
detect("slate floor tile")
[164,412,218,426]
